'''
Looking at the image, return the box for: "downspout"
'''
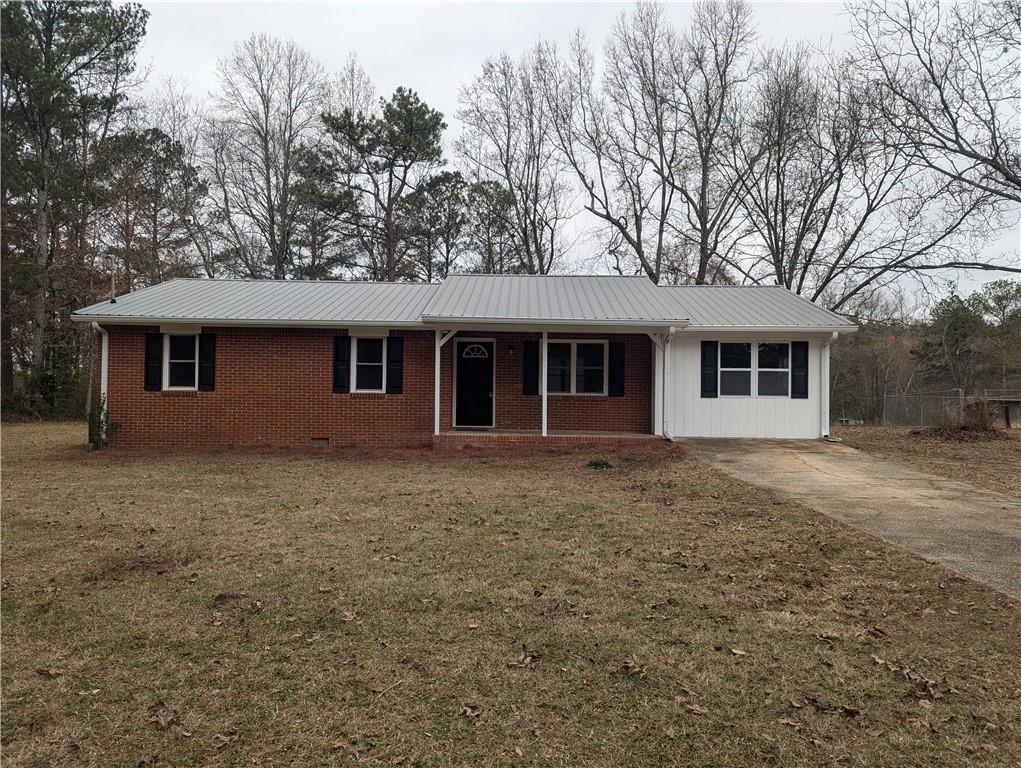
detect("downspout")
[91,322,109,443]
[820,331,836,439]
[663,327,675,440]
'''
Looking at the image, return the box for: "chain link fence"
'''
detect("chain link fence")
[882,390,964,427]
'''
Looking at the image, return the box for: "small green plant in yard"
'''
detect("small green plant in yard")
[585,457,613,470]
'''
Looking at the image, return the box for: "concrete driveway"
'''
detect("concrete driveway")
[686,439,1021,600]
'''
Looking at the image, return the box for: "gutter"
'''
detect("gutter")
[91,322,109,443]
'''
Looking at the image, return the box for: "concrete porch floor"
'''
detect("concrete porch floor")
[434,429,661,446]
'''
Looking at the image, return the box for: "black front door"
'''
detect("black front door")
[455,341,494,428]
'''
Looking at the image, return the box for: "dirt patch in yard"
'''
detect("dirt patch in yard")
[3,422,1020,767]
[833,425,1021,496]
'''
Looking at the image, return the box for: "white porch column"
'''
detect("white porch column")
[540,331,548,437]
[434,330,442,436]
[820,333,834,438]
[663,334,673,439]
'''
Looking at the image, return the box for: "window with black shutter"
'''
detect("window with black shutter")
[791,341,809,399]
[700,341,718,398]
[385,336,404,394]
[198,333,216,391]
[522,339,539,395]
[333,336,350,393]
[144,333,162,391]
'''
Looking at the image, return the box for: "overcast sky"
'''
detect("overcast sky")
[137,0,1018,298]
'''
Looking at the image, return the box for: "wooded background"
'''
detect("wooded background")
[2,0,1019,419]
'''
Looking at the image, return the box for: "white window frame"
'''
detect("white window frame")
[546,340,609,396]
[756,342,791,398]
[718,341,793,398]
[718,341,753,398]
[163,334,198,391]
[351,337,387,393]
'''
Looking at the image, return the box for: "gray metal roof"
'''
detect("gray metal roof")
[71,275,856,332]
[422,274,687,326]
[660,285,856,330]
[71,278,439,326]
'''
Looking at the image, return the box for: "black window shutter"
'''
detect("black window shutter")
[386,336,404,394]
[333,336,350,393]
[198,333,216,391]
[608,341,625,397]
[522,339,539,395]
[144,333,162,391]
[700,341,718,398]
[791,341,809,399]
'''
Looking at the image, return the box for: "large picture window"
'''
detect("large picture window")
[353,338,385,392]
[546,341,607,395]
[757,342,790,396]
[165,334,198,390]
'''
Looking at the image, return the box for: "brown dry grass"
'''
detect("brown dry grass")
[833,425,1021,496]
[2,422,1019,767]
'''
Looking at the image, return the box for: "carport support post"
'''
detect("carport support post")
[541,331,548,437]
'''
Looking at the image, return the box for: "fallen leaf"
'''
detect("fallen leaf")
[341,610,357,622]
[213,731,239,749]
[685,703,709,716]
[730,648,748,656]
[35,668,63,678]
[458,703,482,719]
[211,611,224,626]
[147,702,179,729]
[779,717,802,728]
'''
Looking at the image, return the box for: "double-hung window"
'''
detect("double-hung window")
[352,338,385,392]
[165,335,198,390]
[719,342,752,396]
[757,342,790,396]
[717,342,792,397]
[546,341,607,395]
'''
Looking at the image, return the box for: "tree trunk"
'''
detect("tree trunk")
[31,146,51,387]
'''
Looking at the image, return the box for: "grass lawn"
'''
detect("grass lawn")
[2,422,1019,767]
[833,426,1021,496]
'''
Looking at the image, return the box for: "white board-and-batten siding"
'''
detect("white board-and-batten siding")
[665,336,830,439]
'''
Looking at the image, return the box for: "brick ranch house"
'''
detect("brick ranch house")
[71,274,857,449]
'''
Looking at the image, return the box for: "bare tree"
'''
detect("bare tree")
[537,4,681,283]
[208,34,328,278]
[734,45,1012,311]
[457,50,572,274]
[667,0,759,284]
[849,0,1021,204]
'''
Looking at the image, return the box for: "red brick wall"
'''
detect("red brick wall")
[100,326,651,449]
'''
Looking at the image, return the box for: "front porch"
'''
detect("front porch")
[431,330,662,438]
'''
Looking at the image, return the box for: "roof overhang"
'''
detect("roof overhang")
[70,314,426,329]
[420,316,690,334]
[675,324,858,336]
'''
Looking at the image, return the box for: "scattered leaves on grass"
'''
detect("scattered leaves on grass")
[147,702,179,729]
[212,731,239,749]
[507,647,539,668]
